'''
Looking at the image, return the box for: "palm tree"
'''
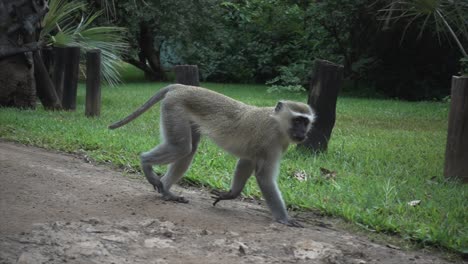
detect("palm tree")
[379,0,467,72]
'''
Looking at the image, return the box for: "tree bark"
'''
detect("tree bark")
[444,76,468,183]
[300,59,344,152]
[0,53,36,108]
[0,0,56,109]
[85,50,102,117]
[174,65,200,86]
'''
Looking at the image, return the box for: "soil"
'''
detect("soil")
[0,141,462,264]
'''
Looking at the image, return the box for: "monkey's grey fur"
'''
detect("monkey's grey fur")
[109,84,315,227]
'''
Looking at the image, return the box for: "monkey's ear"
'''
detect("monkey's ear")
[275,101,284,113]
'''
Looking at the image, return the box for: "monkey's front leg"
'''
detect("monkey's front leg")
[212,159,254,206]
[255,160,304,228]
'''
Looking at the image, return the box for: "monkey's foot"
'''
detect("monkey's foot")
[211,190,237,206]
[162,193,189,203]
[151,182,164,193]
[276,218,304,228]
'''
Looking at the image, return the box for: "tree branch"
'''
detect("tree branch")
[123,57,157,76]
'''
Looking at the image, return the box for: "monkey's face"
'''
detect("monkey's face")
[273,101,315,144]
[289,116,311,143]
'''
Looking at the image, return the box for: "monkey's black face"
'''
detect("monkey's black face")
[289,116,310,143]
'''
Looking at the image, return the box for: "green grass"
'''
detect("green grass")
[0,82,466,255]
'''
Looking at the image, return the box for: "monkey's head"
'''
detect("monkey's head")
[273,101,316,143]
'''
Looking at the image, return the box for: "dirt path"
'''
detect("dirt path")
[0,141,459,264]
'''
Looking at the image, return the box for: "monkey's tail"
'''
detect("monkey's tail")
[108,85,175,129]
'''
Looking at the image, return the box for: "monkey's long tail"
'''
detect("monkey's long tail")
[108,85,175,129]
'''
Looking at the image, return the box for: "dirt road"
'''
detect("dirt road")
[0,141,459,264]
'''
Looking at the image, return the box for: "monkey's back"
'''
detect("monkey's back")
[164,85,284,158]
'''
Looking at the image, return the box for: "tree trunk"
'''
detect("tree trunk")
[138,22,166,81]
[300,59,344,152]
[0,53,36,108]
[174,65,200,86]
[0,0,59,110]
[444,76,468,183]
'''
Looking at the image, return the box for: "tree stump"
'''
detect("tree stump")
[300,59,344,152]
[174,65,200,86]
[444,76,468,183]
[62,47,81,111]
[85,50,101,117]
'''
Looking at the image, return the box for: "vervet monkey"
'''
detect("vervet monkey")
[109,84,315,227]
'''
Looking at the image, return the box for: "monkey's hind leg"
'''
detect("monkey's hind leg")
[160,127,200,203]
[140,103,198,203]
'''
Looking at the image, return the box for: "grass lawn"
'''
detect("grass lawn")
[0,81,466,255]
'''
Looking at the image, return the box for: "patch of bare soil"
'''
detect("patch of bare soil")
[0,141,461,264]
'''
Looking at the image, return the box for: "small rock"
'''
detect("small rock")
[66,241,108,257]
[101,235,127,243]
[16,252,43,264]
[162,231,173,238]
[140,219,157,227]
[160,221,175,230]
[81,218,100,225]
[238,245,246,256]
[144,237,174,249]
[200,229,211,236]
[293,240,342,261]
[226,231,240,237]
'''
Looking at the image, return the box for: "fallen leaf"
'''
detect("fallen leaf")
[386,244,401,250]
[320,167,337,180]
[407,200,421,207]
[293,170,308,181]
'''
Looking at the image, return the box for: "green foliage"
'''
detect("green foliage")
[266,64,308,93]
[0,82,466,254]
[107,0,464,99]
[42,0,128,86]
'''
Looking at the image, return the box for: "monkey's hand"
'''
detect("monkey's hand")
[277,218,304,228]
[211,190,238,206]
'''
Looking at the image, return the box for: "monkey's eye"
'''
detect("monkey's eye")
[293,117,308,126]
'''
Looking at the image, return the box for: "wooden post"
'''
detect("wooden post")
[444,76,468,183]
[33,50,62,110]
[300,59,343,152]
[52,46,66,101]
[174,65,200,86]
[85,50,101,117]
[62,47,80,111]
[41,47,54,78]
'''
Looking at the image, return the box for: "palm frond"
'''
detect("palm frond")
[42,0,128,86]
[378,0,467,57]
[41,0,86,40]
